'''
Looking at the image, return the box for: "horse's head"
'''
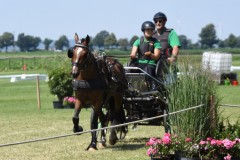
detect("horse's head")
[68,33,90,78]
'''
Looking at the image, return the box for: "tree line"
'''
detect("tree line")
[1,23,240,52]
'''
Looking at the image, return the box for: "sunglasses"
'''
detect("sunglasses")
[155,19,164,23]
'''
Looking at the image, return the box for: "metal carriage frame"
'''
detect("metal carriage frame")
[123,66,169,131]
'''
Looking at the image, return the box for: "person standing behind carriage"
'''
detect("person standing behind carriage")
[152,12,181,85]
[129,21,161,91]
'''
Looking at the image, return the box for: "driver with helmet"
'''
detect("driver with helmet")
[129,21,161,91]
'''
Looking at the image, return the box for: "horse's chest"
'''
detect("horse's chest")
[77,91,104,105]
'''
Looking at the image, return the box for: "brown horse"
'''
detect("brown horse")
[68,33,128,150]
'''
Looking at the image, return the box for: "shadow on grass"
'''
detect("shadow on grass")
[108,137,150,150]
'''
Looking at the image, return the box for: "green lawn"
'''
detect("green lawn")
[0,51,240,160]
[0,73,239,159]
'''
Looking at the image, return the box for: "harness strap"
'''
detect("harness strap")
[74,43,88,49]
[72,79,107,90]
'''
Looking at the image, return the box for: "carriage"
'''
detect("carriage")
[68,34,170,150]
[123,66,168,128]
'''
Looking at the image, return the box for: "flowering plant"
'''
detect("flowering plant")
[146,133,198,158]
[199,137,240,160]
[63,96,76,106]
[146,133,174,158]
[146,133,240,159]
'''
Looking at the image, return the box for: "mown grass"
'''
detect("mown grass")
[0,51,240,160]
[0,78,165,160]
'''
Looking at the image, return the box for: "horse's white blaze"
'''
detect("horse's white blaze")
[72,47,82,74]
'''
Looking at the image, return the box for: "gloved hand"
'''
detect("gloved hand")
[144,51,151,57]
[130,54,137,60]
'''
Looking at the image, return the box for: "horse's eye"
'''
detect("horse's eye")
[67,47,74,58]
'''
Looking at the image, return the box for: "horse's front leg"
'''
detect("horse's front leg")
[72,100,83,133]
[87,107,98,151]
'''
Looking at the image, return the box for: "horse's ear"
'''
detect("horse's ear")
[86,35,90,44]
[74,33,79,43]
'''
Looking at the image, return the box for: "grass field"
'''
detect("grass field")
[0,73,239,160]
[0,51,240,160]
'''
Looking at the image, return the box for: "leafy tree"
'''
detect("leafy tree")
[31,36,41,51]
[16,33,41,51]
[129,35,139,46]
[93,30,109,47]
[178,35,192,49]
[104,33,117,49]
[218,39,226,48]
[43,38,53,50]
[199,24,218,48]
[236,36,240,48]
[226,34,237,48]
[0,32,14,52]
[117,38,129,50]
[54,35,69,50]
[0,37,3,50]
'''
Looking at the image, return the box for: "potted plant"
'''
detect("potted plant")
[63,96,76,109]
[48,63,73,109]
[146,133,179,160]
[146,133,200,160]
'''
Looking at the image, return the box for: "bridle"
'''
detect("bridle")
[72,42,91,71]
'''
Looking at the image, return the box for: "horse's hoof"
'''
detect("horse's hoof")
[86,143,97,151]
[73,126,83,133]
[88,147,97,151]
[98,142,106,149]
[109,130,118,145]
[109,139,117,145]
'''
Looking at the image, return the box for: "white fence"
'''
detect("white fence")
[0,74,48,82]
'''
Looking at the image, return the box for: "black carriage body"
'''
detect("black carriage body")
[123,67,167,126]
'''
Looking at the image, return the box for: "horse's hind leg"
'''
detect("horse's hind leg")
[109,95,127,145]
[72,107,83,133]
[98,108,108,148]
[108,96,119,145]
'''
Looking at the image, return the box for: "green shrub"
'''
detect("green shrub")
[47,60,73,101]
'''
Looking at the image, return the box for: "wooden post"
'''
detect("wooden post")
[210,95,216,135]
[36,76,41,109]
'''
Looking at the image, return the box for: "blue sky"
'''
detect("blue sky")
[1,0,240,43]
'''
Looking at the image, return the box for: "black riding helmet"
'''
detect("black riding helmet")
[153,12,167,21]
[141,21,155,32]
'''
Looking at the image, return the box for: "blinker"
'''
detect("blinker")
[67,47,74,58]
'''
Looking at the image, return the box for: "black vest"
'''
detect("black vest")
[137,37,158,60]
[153,28,172,58]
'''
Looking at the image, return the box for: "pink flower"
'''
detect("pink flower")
[164,133,171,137]
[207,137,212,141]
[235,138,240,143]
[146,147,157,156]
[64,97,69,101]
[162,134,171,144]
[224,154,232,160]
[146,138,157,146]
[185,138,192,142]
[216,140,222,146]
[199,140,207,145]
[68,97,76,103]
[222,138,235,149]
[210,139,217,145]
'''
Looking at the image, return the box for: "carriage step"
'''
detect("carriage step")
[123,97,155,101]
[138,90,159,96]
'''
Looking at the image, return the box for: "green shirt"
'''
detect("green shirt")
[133,37,161,65]
[158,29,181,47]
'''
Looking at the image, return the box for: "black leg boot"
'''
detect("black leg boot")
[72,117,83,133]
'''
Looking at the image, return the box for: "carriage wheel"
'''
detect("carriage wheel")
[116,125,128,140]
